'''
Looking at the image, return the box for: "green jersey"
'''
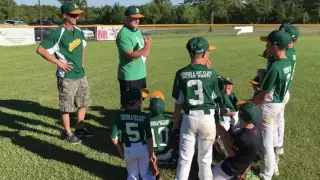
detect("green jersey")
[221,92,238,112]
[116,26,146,81]
[172,64,221,114]
[111,110,152,145]
[39,25,86,80]
[285,48,297,91]
[259,58,292,103]
[150,114,173,154]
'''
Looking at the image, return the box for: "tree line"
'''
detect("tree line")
[0,0,319,25]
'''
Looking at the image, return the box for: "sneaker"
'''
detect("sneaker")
[275,147,284,155]
[66,133,82,144]
[74,128,95,138]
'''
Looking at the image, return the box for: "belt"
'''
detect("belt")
[124,141,146,147]
[184,108,214,115]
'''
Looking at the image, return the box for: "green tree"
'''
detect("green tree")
[57,0,87,7]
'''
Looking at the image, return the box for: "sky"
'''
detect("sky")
[15,0,184,7]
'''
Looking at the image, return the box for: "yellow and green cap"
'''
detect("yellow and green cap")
[125,6,144,18]
[60,3,84,14]
[279,23,300,40]
[150,98,165,116]
[237,101,260,123]
[186,37,216,55]
[259,30,292,49]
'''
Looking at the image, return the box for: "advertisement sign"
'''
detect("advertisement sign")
[97,26,123,41]
[0,28,36,46]
[234,26,254,35]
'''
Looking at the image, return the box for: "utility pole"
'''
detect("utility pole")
[209,11,214,32]
[38,0,43,40]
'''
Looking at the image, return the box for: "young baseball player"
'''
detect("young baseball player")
[149,91,175,162]
[252,30,293,180]
[220,77,239,131]
[172,37,221,180]
[275,24,300,156]
[110,87,157,180]
[212,101,261,180]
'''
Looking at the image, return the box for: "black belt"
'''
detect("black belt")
[184,108,212,115]
[124,141,146,147]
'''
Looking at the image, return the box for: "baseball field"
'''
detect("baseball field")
[0,33,319,180]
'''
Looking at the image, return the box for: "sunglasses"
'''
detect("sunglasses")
[67,13,79,18]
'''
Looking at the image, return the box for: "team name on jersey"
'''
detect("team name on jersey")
[283,66,292,74]
[120,114,146,121]
[180,71,212,79]
[68,39,81,52]
[150,120,170,127]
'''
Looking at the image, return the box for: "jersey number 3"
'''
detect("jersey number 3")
[187,79,204,105]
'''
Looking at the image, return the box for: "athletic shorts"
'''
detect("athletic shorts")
[57,76,91,113]
[118,78,146,105]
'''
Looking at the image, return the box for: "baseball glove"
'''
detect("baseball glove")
[149,159,160,177]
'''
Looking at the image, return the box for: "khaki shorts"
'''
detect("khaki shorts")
[57,76,91,113]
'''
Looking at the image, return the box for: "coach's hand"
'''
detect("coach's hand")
[58,62,73,72]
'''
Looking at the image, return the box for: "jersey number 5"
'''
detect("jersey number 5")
[187,79,204,105]
[126,123,140,142]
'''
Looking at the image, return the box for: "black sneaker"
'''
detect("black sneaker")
[74,128,94,138]
[66,133,82,144]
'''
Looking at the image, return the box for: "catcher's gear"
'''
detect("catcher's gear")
[149,159,160,177]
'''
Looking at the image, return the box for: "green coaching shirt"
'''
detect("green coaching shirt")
[172,64,221,114]
[111,110,152,145]
[259,58,292,103]
[116,26,147,81]
[39,25,87,80]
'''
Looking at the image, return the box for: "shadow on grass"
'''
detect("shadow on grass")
[0,130,127,180]
[0,99,122,158]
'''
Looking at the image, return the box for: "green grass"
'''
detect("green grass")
[0,34,319,180]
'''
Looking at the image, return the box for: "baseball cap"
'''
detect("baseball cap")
[259,30,292,49]
[237,101,260,123]
[123,87,142,105]
[150,91,165,102]
[223,77,233,85]
[186,37,216,55]
[125,6,144,18]
[60,3,84,14]
[150,98,165,116]
[279,24,300,40]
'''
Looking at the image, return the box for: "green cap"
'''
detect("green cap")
[238,101,260,123]
[259,30,292,49]
[223,77,233,85]
[125,6,144,18]
[279,24,300,40]
[123,87,142,105]
[150,98,165,116]
[186,37,216,55]
[60,3,84,14]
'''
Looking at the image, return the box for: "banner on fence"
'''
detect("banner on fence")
[234,26,254,35]
[0,27,35,46]
[96,25,123,41]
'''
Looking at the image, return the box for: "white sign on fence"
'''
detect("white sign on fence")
[0,28,35,46]
[234,26,254,35]
[96,26,123,41]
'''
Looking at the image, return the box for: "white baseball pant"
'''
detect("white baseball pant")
[175,109,216,180]
[220,112,239,131]
[258,102,283,180]
[123,142,155,180]
[212,162,235,180]
[276,92,290,151]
